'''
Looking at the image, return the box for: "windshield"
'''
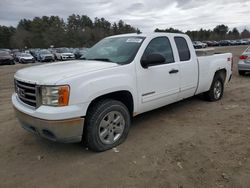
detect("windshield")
[21,53,31,57]
[40,50,51,54]
[0,51,9,56]
[57,48,69,53]
[84,36,145,64]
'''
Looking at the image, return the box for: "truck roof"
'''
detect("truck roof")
[107,32,189,38]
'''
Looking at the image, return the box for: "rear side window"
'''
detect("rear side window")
[143,37,174,64]
[174,37,191,61]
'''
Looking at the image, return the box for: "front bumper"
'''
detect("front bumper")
[41,56,54,61]
[14,107,84,143]
[20,59,35,63]
[61,56,75,60]
[238,61,250,71]
[0,59,14,65]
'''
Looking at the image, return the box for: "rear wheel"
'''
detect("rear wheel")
[83,99,131,152]
[204,74,224,101]
[238,70,245,76]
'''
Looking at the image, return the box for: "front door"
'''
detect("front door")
[136,36,180,113]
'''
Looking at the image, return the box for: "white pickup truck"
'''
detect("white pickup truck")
[12,33,232,151]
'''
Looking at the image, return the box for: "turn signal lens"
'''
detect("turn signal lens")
[58,86,69,106]
[41,85,70,106]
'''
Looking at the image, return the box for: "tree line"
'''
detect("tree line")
[1,15,250,49]
[0,14,139,49]
[155,24,250,41]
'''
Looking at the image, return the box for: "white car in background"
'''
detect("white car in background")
[55,48,75,61]
[193,41,207,49]
[238,46,250,75]
[17,53,35,64]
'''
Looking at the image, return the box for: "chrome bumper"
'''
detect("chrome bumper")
[14,107,84,143]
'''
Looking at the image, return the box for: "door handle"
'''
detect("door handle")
[169,69,179,74]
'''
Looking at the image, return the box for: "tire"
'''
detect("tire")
[238,70,245,76]
[84,99,131,152]
[204,74,224,101]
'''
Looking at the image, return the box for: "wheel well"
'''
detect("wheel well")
[87,91,134,116]
[215,69,226,83]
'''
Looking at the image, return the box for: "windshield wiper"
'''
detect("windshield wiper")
[88,58,113,62]
[81,58,122,65]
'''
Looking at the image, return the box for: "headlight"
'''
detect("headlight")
[41,85,70,106]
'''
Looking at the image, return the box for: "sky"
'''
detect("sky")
[0,0,250,32]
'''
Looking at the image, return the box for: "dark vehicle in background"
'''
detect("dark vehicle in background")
[239,40,248,45]
[204,41,220,47]
[219,40,231,46]
[37,50,55,62]
[0,51,15,65]
[17,53,35,64]
[13,52,22,61]
[29,49,38,58]
[0,48,11,53]
[74,48,89,59]
[203,41,214,47]
[229,40,237,46]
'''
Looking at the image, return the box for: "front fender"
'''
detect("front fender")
[62,65,137,116]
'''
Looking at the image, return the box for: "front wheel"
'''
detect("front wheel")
[204,75,224,101]
[83,99,131,152]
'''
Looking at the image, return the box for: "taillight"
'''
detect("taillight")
[240,55,248,60]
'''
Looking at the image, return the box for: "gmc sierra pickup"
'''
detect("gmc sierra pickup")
[12,33,232,151]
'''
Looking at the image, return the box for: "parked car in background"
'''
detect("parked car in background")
[17,53,35,64]
[0,51,15,65]
[29,49,37,58]
[203,41,213,47]
[48,49,57,60]
[74,48,89,59]
[55,48,75,60]
[13,52,22,62]
[204,41,220,47]
[37,49,55,62]
[0,48,11,53]
[239,40,248,45]
[238,46,250,75]
[219,40,232,46]
[245,39,250,44]
[193,41,207,49]
[212,41,220,46]
[229,40,237,46]
[193,42,202,49]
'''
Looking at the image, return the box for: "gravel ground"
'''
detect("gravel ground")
[0,45,250,188]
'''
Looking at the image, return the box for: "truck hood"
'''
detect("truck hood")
[15,60,119,84]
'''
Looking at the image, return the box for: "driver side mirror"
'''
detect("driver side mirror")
[141,53,166,68]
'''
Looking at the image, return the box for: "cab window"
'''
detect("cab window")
[174,37,191,61]
[142,37,174,65]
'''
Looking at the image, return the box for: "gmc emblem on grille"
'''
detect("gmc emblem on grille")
[17,88,25,97]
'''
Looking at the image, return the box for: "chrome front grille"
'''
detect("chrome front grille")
[15,79,37,107]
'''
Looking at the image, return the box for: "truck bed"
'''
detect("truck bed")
[196,52,232,94]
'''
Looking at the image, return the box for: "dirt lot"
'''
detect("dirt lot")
[0,46,250,188]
